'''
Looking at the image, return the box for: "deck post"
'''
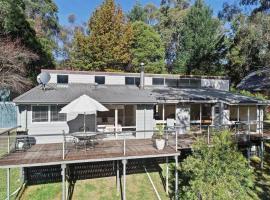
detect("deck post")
[166,157,169,195]
[116,160,120,195]
[122,159,127,200]
[200,104,202,133]
[248,106,250,134]
[62,131,66,160]
[207,125,210,144]
[7,131,10,154]
[175,155,178,200]
[61,164,66,200]
[115,108,118,139]
[162,104,165,123]
[261,140,264,169]
[7,168,10,200]
[237,105,240,134]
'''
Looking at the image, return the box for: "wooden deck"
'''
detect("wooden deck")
[0,139,179,168]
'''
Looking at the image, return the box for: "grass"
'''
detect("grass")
[20,167,170,200]
[0,168,22,200]
[252,145,270,200]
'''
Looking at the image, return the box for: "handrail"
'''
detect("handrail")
[0,126,21,135]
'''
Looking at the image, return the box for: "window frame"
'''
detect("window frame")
[125,77,140,86]
[50,105,67,122]
[95,76,105,85]
[152,78,165,86]
[31,105,49,123]
[57,74,69,84]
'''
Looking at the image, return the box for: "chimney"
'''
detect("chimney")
[140,62,145,89]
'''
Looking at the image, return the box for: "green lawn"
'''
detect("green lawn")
[0,168,22,200]
[252,144,270,200]
[20,167,170,200]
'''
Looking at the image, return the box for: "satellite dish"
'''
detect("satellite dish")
[37,72,51,87]
[0,88,10,101]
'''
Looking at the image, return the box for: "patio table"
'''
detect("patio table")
[72,132,98,150]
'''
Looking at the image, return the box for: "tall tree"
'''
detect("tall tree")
[219,0,270,84]
[24,0,60,62]
[127,2,147,23]
[176,131,257,199]
[157,0,190,71]
[0,0,54,84]
[174,0,226,75]
[72,0,133,71]
[130,21,165,73]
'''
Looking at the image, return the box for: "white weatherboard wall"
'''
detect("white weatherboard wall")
[175,104,190,134]
[105,76,125,85]
[201,79,230,91]
[19,105,95,144]
[136,105,154,138]
[69,74,94,84]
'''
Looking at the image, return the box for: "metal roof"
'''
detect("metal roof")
[13,84,157,104]
[13,84,269,105]
[237,68,270,92]
[149,87,269,105]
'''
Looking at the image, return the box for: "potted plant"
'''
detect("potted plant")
[155,124,165,150]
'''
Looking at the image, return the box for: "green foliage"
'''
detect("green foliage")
[24,0,60,62]
[71,0,133,71]
[157,0,189,71]
[0,0,55,86]
[127,2,147,23]
[174,0,226,75]
[177,130,258,200]
[231,87,268,100]
[130,21,165,73]
[225,13,270,84]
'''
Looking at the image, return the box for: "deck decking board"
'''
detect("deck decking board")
[0,139,178,168]
[1,132,270,168]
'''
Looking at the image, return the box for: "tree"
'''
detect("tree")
[157,0,190,71]
[0,37,38,94]
[225,13,270,84]
[24,0,60,62]
[0,0,55,80]
[72,0,133,71]
[219,1,270,84]
[144,3,159,25]
[127,2,147,23]
[176,131,258,199]
[130,21,165,73]
[174,0,226,75]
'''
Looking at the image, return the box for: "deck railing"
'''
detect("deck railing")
[0,123,264,163]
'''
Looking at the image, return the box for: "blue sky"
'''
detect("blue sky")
[55,0,235,25]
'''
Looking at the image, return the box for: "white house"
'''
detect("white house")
[14,69,268,143]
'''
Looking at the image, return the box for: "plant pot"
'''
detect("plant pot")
[155,139,165,150]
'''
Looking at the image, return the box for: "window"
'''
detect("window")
[125,77,140,86]
[178,79,190,87]
[165,78,178,87]
[32,106,49,122]
[95,76,105,84]
[51,105,67,122]
[189,79,201,88]
[57,75,69,84]
[152,78,164,86]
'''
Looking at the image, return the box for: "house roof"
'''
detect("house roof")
[13,84,269,105]
[41,69,229,80]
[150,87,268,105]
[237,68,270,92]
[13,84,157,104]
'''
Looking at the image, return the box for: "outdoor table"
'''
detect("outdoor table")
[72,132,97,150]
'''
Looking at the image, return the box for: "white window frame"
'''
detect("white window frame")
[31,105,67,124]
